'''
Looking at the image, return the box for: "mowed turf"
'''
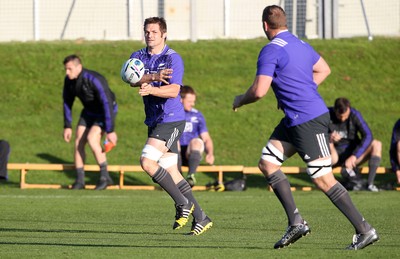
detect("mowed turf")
[0,38,399,167]
[0,38,399,258]
[0,188,398,258]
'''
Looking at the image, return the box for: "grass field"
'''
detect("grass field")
[0,37,399,167]
[0,188,398,258]
[0,38,399,258]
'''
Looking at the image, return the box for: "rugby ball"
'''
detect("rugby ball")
[120,58,145,84]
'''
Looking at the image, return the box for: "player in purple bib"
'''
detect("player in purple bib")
[256,30,328,127]
[178,86,215,187]
[127,17,212,236]
[180,107,209,147]
[130,45,185,127]
[233,5,378,250]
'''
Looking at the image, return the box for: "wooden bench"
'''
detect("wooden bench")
[243,166,395,191]
[242,166,390,174]
[6,163,244,191]
[7,163,396,191]
[7,163,149,190]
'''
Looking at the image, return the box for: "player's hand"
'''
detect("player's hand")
[104,132,117,153]
[63,128,72,143]
[330,131,341,143]
[106,132,117,146]
[139,83,153,96]
[205,154,215,165]
[156,69,173,84]
[345,155,357,169]
[232,95,244,112]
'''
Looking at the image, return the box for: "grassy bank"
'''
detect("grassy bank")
[0,37,399,168]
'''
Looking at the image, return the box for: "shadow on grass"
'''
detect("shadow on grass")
[35,153,77,184]
[120,173,154,186]
[1,217,167,227]
[0,179,19,188]
[0,240,263,250]
[0,227,162,236]
[37,153,72,164]
[0,227,265,250]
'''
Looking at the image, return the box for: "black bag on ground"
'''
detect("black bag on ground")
[224,177,247,191]
[206,175,247,192]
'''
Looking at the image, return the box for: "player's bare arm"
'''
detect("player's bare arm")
[63,128,72,143]
[130,69,173,87]
[200,132,214,165]
[233,75,272,111]
[313,57,331,85]
[139,83,180,98]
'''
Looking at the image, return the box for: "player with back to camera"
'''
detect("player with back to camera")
[126,17,212,235]
[178,85,215,187]
[232,5,379,250]
[63,54,118,190]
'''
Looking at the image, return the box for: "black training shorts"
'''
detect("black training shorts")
[78,111,106,130]
[270,112,331,163]
[148,120,185,154]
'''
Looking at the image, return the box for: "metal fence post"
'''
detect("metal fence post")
[33,0,39,41]
[360,0,373,41]
[190,0,197,42]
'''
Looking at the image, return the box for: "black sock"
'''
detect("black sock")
[99,162,110,179]
[76,167,85,183]
[267,170,302,226]
[188,151,202,175]
[152,167,188,205]
[177,180,206,221]
[368,156,380,186]
[325,182,371,234]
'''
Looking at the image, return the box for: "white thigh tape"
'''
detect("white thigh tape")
[141,144,163,161]
[260,142,287,165]
[306,158,332,179]
[158,153,178,169]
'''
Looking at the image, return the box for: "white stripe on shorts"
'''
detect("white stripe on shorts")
[166,127,180,149]
[316,133,330,157]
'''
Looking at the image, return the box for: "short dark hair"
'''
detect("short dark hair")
[181,85,196,98]
[262,5,287,29]
[144,17,167,34]
[63,54,81,65]
[334,97,351,114]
